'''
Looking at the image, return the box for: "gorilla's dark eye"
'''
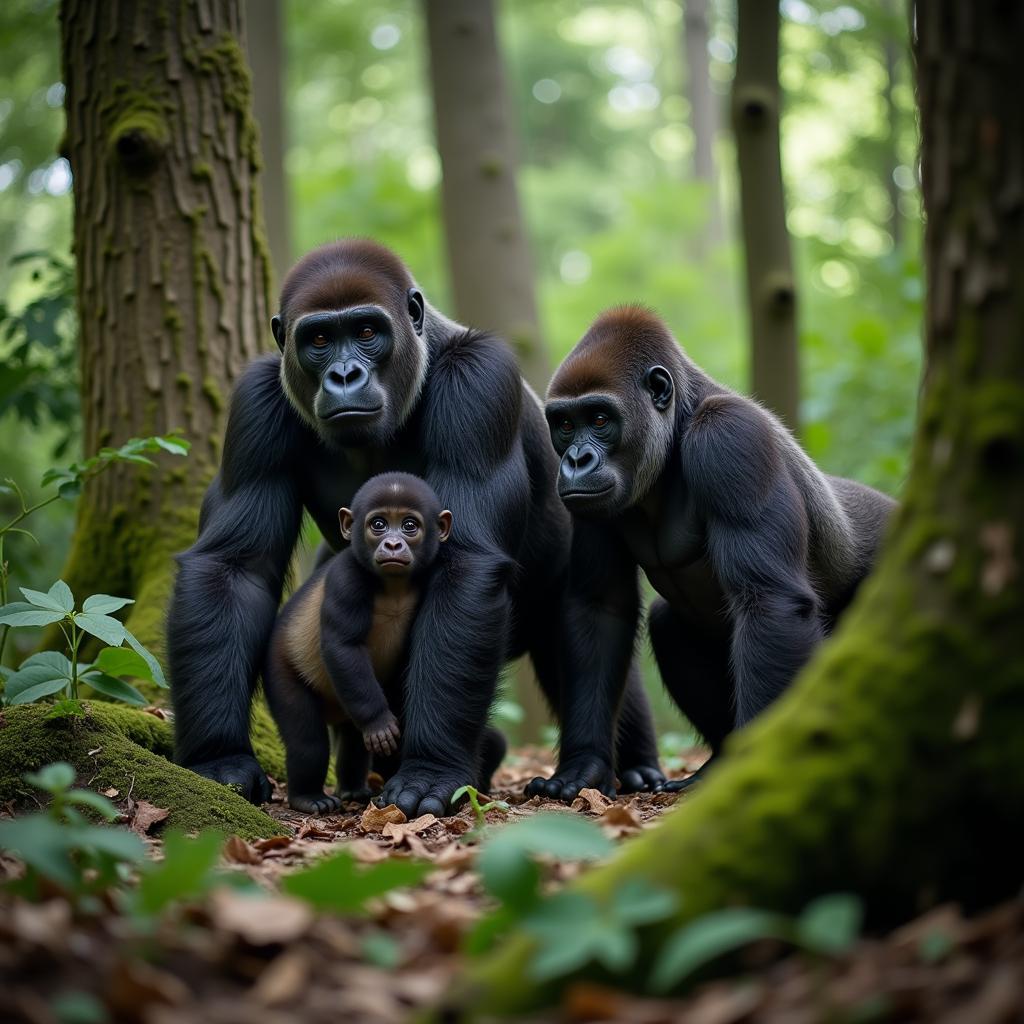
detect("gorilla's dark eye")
[313,333,328,347]
[593,413,609,429]
[559,418,573,434]
[369,517,387,533]
[401,517,419,535]
[359,325,375,340]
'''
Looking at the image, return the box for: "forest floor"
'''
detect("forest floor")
[2,743,1023,1023]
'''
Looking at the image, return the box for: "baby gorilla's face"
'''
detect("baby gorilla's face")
[363,507,425,576]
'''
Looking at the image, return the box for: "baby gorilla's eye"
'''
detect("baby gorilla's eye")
[401,518,420,535]
[358,325,375,340]
[593,413,609,429]
[369,517,387,533]
[312,333,329,347]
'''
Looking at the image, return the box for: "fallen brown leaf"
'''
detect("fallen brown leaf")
[252,950,310,1005]
[130,799,170,835]
[253,835,293,853]
[572,788,613,813]
[360,803,406,833]
[382,813,438,845]
[600,802,642,837]
[223,835,262,865]
[101,787,119,798]
[208,888,313,946]
[106,960,190,1014]
[348,838,390,863]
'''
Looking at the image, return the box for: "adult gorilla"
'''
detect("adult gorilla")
[167,240,664,816]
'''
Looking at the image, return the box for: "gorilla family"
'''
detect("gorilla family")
[531,306,895,794]
[167,240,664,816]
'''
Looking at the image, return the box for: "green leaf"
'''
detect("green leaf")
[65,790,121,821]
[82,594,134,615]
[48,580,75,612]
[74,612,127,646]
[610,878,679,928]
[796,893,863,955]
[0,815,78,889]
[58,480,82,501]
[361,930,402,969]
[476,842,542,911]
[92,646,155,682]
[74,824,146,863]
[81,671,147,706]
[133,831,226,916]
[8,673,71,704]
[50,990,108,1024]
[649,908,792,993]
[24,762,75,794]
[283,848,432,914]
[122,628,167,688]
[154,435,191,456]
[0,602,67,627]
[18,586,66,611]
[478,811,612,863]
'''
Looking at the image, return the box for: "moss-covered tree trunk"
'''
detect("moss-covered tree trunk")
[684,0,722,247]
[58,0,271,656]
[443,1,1024,1015]
[732,0,800,431]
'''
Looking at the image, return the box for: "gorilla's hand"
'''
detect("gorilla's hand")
[618,763,667,793]
[189,754,272,805]
[525,754,616,802]
[375,762,466,818]
[362,711,401,757]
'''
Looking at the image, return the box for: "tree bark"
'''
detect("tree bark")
[58,0,272,656]
[245,0,291,288]
[441,0,1024,1015]
[882,0,903,250]
[421,0,548,393]
[732,0,800,431]
[683,0,722,245]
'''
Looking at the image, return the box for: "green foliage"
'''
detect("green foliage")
[283,847,433,914]
[0,251,78,456]
[131,830,228,917]
[0,761,145,904]
[0,578,166,711]
[649,893,864,993]
[451,783,511,831]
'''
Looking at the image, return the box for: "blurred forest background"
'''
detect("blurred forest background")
[0,0,921,736]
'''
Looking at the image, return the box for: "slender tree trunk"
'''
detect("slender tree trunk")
[732,0,800,431]
[421,0,547,392]
[443,1,1024,1015]
[422,0,550,742]
[882,0,903,250]
[245,0,291,288]
[683,0,722,245]
[59,0,271,656]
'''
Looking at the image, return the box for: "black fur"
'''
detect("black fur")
[529,307,896,795]
[167,241,664,813]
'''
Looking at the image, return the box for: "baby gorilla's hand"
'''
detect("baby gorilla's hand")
[363,710,400,756]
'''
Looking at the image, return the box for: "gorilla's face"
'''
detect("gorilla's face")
[274,289,426,447]
[545,366,675,517]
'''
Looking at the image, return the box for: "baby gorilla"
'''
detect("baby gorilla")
[263,473,452,813]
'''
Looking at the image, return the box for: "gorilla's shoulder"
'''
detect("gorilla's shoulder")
[423,328,524,466]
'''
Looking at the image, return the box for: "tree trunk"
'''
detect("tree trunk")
[58,0,271,656]
[882,0,903,250]
[683,0,722,245]
[732,0,800,431]
[421,0,548,392]
[245,0,292,288]
[422,0,550,742]
[442,1,1024,1015]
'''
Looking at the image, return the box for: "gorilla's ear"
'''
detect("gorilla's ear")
[645,365,674,411]
[407,288,425,336]
[271,315,284,351]
[339,507,354,542]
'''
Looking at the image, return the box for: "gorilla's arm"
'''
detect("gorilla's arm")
[686,396,823,725]
[526,520,640,800]
[377,331,525,818]
[167,356,304,802]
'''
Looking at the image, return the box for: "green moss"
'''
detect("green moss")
[201,376,224,413]
[0,704,284,839]
[191,160,213,181]
[175,372,191,389]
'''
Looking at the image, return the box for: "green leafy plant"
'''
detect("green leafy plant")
[282,847,433,914]
[451,783,510,830]
[0,579,166,714]
[0,762,145,905]
[648,893,865,993]
[0,430,188,678]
